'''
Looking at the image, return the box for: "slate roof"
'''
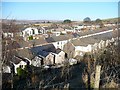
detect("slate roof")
[29,38,48,46]
[55,48,62,54]
[15,55,30,64]
[30,44,56,56]
[37,50,50,58]
[11,55,23,64]
[92,32,113,41]
[52,34,74,41]
[71,31,113,47]
[77,27,109,37]
[19,37,48,48]
[6,41,21,50]
[72,33,80,38]
[16,49,34,59]
[71,39,88,46]
[45,37,55,43]
[19,40,29,48]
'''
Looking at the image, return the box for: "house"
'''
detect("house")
[10,55,30,74]
[52,27,66,36]
[30,44,56,66]
[70,39,94,57]
[52,31,61,36]
[31,50,54,67]
[51,28,66,36]
[63,41,75,58]
[63,36,104,58]
[22,27,41,41]
[46,35,68,49]
[104,23,115,27]
[37,27,47,34]
[90,25,100,30]
[50,34,75,50]
[31,56,43,67]
[74,25,84,30]
[52,48,66,64]
[30,44,66,66]
[32,34,46,40]
[3,32,14,38]
[22,27,39,37]
[32,26,53,35]
[28,37,48,47]
[17,36,48,49]
[65,29,75,33]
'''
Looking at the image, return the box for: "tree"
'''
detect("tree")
[2,19,20,34]
[63,19,72,23]
[95,18,102,24]
[47,21,51,23]
[83,17,91,23]
[95,18,104,28]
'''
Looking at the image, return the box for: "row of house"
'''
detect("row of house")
[2,22,117,39]
[30,44,66,66]
[3,34,118,74]
[74,24,101,31]
[63,31,117,58]
[2,28,118,74]
[3,44,67,74]
[4,28,117,51]
[20,24,103,40]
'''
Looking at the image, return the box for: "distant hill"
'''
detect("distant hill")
[2,19,63,24]
[102,17,119,23]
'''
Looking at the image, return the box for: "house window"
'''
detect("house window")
[38,30,42,34]
[57,42,59,45]
[32,29,35,34]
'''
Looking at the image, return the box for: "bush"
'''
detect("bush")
[28,36,33,40]
[17,67,27,78]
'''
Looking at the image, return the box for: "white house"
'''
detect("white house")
[51,35,74,50]
[22,27,39,37]
[74,44,93,57]
[52,31,61,36]
[11,60,27,74]
[52,40,68,50]
[65,29,76,33]
[3,32,14,38]
[52,27,67,36]
[76,25,84,29]
[10,56,30,74]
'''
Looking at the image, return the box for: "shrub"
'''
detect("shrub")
[28,36,33,40]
